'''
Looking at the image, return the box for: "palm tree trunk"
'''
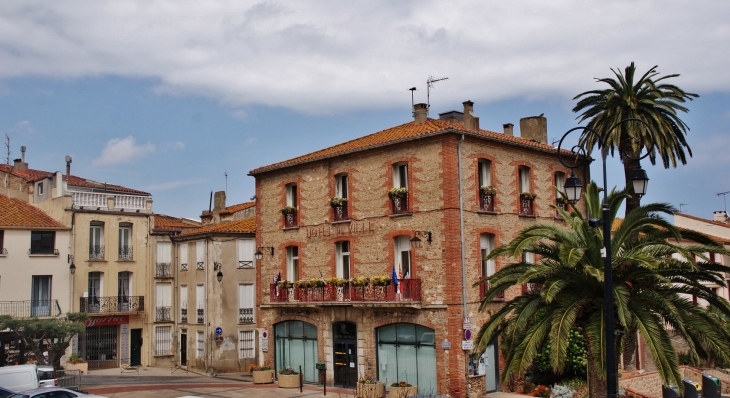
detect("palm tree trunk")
[622,329,638,371]
[586,339,607,398]
[623,158,641,216]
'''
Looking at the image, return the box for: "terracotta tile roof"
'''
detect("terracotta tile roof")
[675,212,730,229]
[201,201,256,217]
[153,214,200,232]
[0,195,66,228]
[177,218,256,237]
[0,164,149,195]
[250,118,568,175]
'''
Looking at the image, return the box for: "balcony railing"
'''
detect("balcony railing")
[270,279,421,304]
[333,204,349,222]
[181,308,188,323]
[391,193,410,215]
[238,260,253,269]
[89,245,105,260]
[479,278,504,301]
[196,262,204,270]
[479,194,495,212]
[181,263,188,271]
[284,210,298,228]
[155,263,172,278]
[0,300,62,318]
[522,283,543,294]
[118,246,133,260]
[79,296,144,313]
[28,247,59,255]
[156,306,172,322]
[238,308,254,324]
[196,308,204,324]
[519,198,534,216]
[72,192,147,211]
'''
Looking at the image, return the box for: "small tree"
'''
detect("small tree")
[0,312,88,367]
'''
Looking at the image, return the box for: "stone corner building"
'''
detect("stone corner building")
[249,102,588,397]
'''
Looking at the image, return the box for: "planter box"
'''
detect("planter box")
[388,385,418,398]
[252,370,274,384]
[358,382,385,398]
[64,362,88,375]
[278,373,300,388]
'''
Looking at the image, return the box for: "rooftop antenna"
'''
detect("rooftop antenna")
[426,76,449,116]
[717,191,730,212]
[225,172,228,195]
[4,135,10,165]
[679,203,688,212]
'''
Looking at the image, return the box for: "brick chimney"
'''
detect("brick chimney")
[65,155,72,177]
[519,115,547,143]
[503,123,514,136]
[463,101,480,130]
[214,190,226,212]
[413,103,428,124]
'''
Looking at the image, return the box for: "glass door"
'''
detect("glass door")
[333,341,357,388]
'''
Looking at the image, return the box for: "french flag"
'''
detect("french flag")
[319,270,329,288]
[391,266,399,294]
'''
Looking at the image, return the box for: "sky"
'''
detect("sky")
[0,1,729,220]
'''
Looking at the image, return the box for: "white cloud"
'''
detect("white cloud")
[0,1,728,113]
[93,136,155,166]
[9,120,34,137]
[143,178,207,192]
[166,141,185,150]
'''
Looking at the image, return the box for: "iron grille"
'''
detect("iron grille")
[28,248,59,255]
[83,324,118,369]
[89,245,105,260]
[181,263,188,271]
[196,262,204,270]
[80,296,144,313]
[196,308,204,323]
[156,306,172,322]
[238,308,254,324]
[155,326,172,355]
[118,246,133,260]
[238,260,253,269]
[181,308,188,323]
[155,263,172,278]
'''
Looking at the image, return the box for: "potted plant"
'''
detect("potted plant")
[520,192,537,201]
[64,354,88,374]
[388,381,417,398]
[249,364,273,384]
[277,280,293,289]
[350,276,369,287]
[278,366,300,388]
[281,206,297,215]
[387,187,408,200]
[479,186,497,196]
[370,275,392,287]
[358,376,385,398]
[330,197,348,208]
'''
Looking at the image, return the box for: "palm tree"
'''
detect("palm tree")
[474,183,730,398]
[573,62,698,215]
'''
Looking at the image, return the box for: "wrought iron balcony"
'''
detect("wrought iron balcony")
[155,263,172,278]
[28,247,59,255]
[333,203,349,222]
[284,210,298,228]
[196,308,204,324]
[89,245,105,260]
[181,263,188,271]
[479,278,504,301]
[79,296,144,313]
[156,306,172,322]
[0,300,62,318]
[238,308,254,324]
[479,194,495,212]
[519,198,534,216]
[181,308,188,323]
[196,262,204,270]
[238,260,253,269]
[269,279,422,305]
[391,193,410,215]
[118,246,133,260]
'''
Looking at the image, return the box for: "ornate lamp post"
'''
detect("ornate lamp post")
[556,118,653,398]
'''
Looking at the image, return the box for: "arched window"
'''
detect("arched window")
[286,246,299,281]
[554,172,566,215]
[376,323,437,394]
[335,241,350,279]
[275,321,318,383]
[394,236,411,278]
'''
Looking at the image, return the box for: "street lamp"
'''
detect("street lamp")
[255,246,274,260]
[556,118,654,398]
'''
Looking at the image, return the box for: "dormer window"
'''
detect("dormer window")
[37,182,43,196]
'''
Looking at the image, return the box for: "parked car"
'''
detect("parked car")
[0,364,40,392]
[0,387,14,398]
[8,387,107,398]
[35,367,57,388]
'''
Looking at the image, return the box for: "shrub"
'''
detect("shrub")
[391,381,412,387]
[249,364,271,372]
[279,366,299,375]
[550,384,574,398]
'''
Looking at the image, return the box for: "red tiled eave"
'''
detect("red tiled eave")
[0,164,149,195]
[249,118,575,175]
[177,218,256,237]
[153,214,200,233]
[0,195,67,229]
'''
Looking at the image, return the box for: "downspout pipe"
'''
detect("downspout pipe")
[457,134,468,394]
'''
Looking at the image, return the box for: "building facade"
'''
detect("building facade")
[250,102,588,397]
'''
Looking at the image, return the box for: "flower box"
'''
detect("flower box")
[278,373,300,388]
[388,385,418,398]
[358,382,386,398]
[252,369,274,384]
[64,361,88,374]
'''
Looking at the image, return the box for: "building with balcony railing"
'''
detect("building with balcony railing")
[250,101,585,396]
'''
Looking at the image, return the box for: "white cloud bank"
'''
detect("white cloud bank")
[93,136,155,166]
[0,1,728,113]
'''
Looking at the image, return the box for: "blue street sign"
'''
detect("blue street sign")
[215,327,223,335]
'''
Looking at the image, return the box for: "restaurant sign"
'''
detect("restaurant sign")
[84,315,129,327]
[307,220,374,239]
